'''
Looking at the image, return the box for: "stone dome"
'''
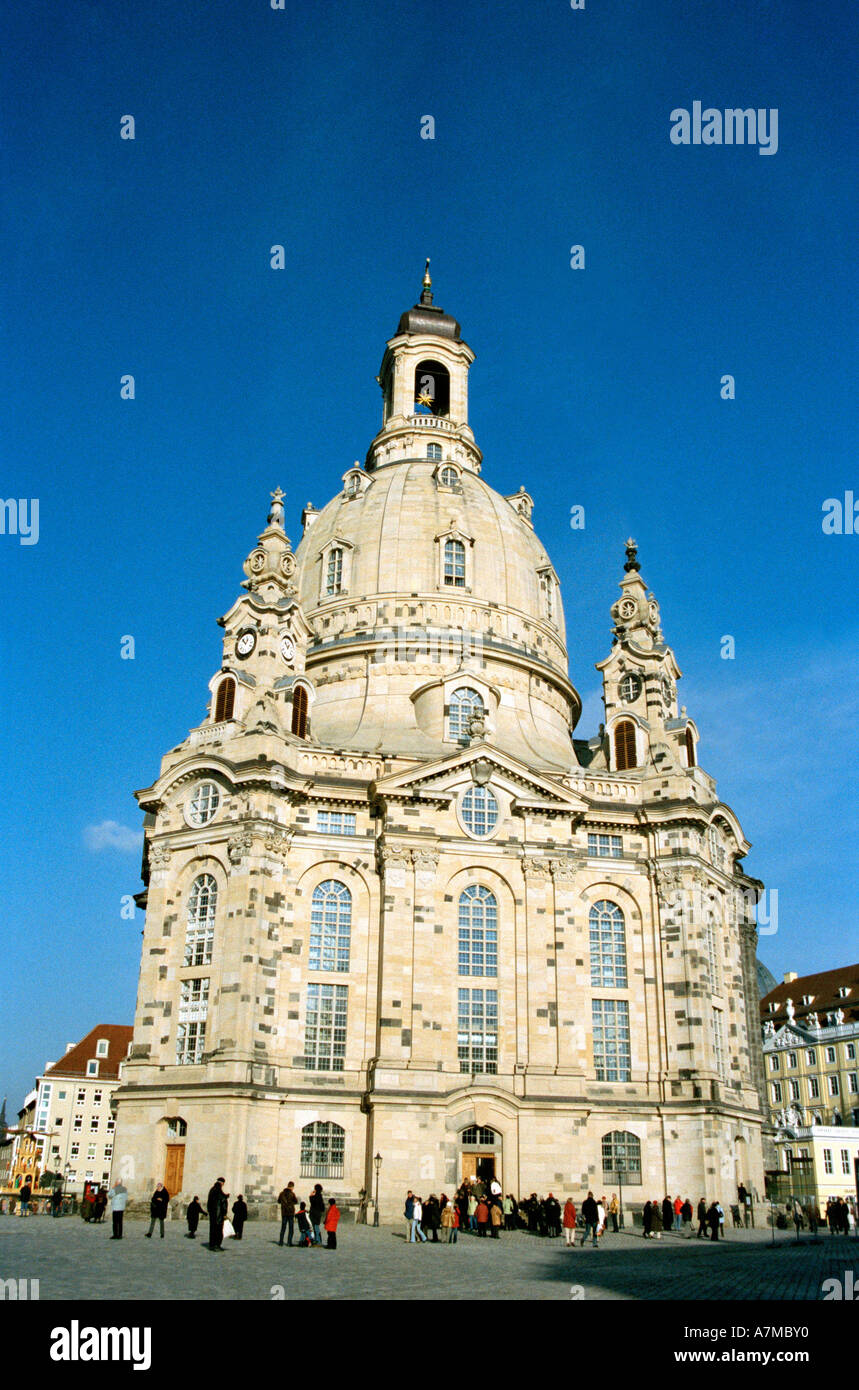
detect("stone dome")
[293,458,581,768]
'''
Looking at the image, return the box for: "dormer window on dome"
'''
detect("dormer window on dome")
[435,462,460,489]
[318,537,353,601]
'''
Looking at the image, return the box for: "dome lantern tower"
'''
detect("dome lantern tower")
[366,262,482,474]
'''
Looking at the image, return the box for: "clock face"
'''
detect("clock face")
[280,635,295,663]
[236,630,256,658]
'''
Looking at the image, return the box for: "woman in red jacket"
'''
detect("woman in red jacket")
[324,1198,341,1249]
[562,1198,577,1247]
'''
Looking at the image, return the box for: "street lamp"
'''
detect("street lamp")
[373,1152,382,1228]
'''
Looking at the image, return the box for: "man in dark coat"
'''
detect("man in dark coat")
[707,1202,720,1242]
[661,1196,674,1236]
[696,1198,708,1238]
[146,1183,170,1238]
[231,1195,248,1239]
[186,1195,203,1238]
[278,1181,297,1246]
[207,1178,227,1251]
[581,1191,599,1247]
[643,1200,653,1239]
[545,1193,561,1238]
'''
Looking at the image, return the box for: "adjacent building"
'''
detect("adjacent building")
[29,1025,133,1196]
[112,271,767,1216]
[761,964,859,1205]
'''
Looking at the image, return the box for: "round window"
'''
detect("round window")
[461,785,499,837]
[619,673,641,703]
[186,781,220,827]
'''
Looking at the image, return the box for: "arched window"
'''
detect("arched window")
[439,466,458,487]
[309,880,352,972]
[326,547,343,596]
[291,685,309,739]
[601,1130,641,1181]
[443,538,466,587]
[185,874,217,966]
[458,885,498,976]
[685,727,696,767]
[214,677,235,723]
[427,443,443,461]
[448,687,484,740]
[461,785,498,837]
[589,901,627,988]
[708,824,726,869]
[414,359,450,416]
[461,1125,498,1146]
[614,720,637,771]
[300,1121,345,1179]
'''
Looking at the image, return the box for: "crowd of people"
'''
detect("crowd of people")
[8,1173,856,1247]
[401,1182,623,1244]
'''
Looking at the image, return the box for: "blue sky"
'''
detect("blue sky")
[2,0,857,1109]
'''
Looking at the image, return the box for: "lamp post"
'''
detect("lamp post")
[373,1152,382,1228]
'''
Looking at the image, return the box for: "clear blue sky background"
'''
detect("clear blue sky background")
[2,0,856,1110]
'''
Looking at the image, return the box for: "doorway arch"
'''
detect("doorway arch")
[459,1125,500,1186]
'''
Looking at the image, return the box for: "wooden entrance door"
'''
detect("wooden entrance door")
[462,1152,495,1184]
[164,1144,185,1194]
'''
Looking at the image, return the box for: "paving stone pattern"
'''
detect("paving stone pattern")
[1,1216,856,1302]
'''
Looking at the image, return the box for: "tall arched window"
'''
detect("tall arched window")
[685,727,696,767]
[443,538,466,587]
[300,1121,345,1179]
[309,880,352,972]
[589,901,627,988]
[614,720,637,771]
[458,885,498,976]
[448,687,484,740]
[291,685,309,739]
[185,875,217,966]
[214,677,236,723]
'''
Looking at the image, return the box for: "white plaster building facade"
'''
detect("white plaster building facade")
[112,271,767,1215]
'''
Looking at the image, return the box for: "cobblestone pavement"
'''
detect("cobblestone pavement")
[1,1216,856,1301]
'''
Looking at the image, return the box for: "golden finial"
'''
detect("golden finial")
[422,258,432,289]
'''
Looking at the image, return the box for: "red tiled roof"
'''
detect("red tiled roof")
[760,964,859,1025]
[44,1025,133,1081]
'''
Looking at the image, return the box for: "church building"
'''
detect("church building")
[113,269,767,1215]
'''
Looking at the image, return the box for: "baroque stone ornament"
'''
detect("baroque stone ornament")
[521,856,551,879]
[549,856,578,882]
[148,843,171,869]
[228,830,254,865]
[411,848,439,872]
[263,827,293,854]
